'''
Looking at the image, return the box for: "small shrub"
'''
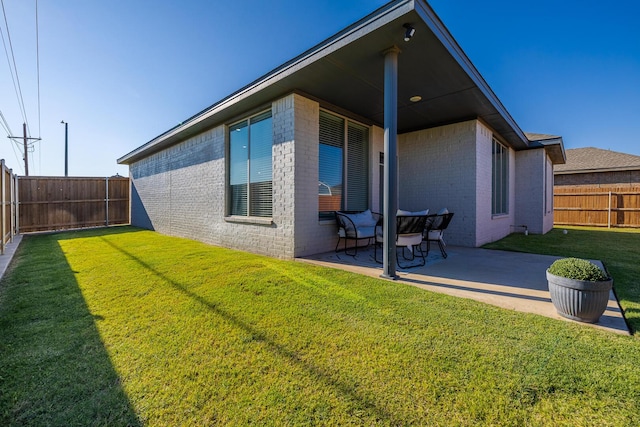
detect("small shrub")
[548,257,609,281]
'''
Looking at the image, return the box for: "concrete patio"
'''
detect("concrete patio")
[299,245,630,335]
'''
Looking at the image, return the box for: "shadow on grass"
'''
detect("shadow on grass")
[98,236,399,424]
[0,233,141,426]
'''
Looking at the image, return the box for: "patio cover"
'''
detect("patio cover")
[119,0,535,165]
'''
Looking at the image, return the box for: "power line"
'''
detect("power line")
[0,0,31,135]
[0,109,25,173]
[0,108,14,136]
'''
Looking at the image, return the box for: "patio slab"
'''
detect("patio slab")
[299,245,630,335]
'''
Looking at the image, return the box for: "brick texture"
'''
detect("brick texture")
[128,97,545,259]
[398,120,478,246]
[515,148,554,234]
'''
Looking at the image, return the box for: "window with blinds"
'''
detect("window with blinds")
[318,110,369,219]
[229,110,272,217]
[492,137,508,215]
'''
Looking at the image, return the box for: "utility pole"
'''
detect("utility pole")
[7,123,40,176]
[23,123,28,176]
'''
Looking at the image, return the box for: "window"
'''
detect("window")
[545,156,553,214]
[492,137,508,215]
[318,110,369,219]
[229,111,272,217]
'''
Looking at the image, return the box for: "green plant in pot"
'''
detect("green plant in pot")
[546,257,613,323]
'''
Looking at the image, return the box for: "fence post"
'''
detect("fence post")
[14,174,19,235]
[1,159,5,255]
[608,191,612,229]
[9,168,14,240]
[105,177,109,226]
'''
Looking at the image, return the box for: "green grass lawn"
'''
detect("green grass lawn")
[484,226,640,334]
[2,227,640,425]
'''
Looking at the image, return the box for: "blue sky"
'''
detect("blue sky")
[1,0,639,177]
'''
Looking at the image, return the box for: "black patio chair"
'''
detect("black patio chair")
[423,212,454,258]
[335,210,381,256]
[375,214,428,268]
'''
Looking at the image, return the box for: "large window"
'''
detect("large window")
[492,137,509,215]
[318,110,369,219]
[229,111,273,217]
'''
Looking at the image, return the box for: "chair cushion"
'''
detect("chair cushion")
[354,209,378,227]
[377,227,423,246]
[339,225,375,239]
[397,233,422,247]
[397,209,429,216]
[427,230,443,240]
[340,210,377,234]
[432,209,448,229]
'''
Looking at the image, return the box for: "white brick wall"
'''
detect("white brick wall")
[398,120,477,246]
[474,121,516,246]
[371,126,385,214]
[129,96,548,258]
[514,148,555,234]
[515,148,543,234]
[130,95,299,259]
[474,122,493,245]
[292,96,325,256]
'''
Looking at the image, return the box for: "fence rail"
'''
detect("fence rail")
[18,176,130,233]
[1,160,18,254]
[554,185,640,228]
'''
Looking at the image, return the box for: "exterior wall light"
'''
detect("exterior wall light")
[403,24,415,41]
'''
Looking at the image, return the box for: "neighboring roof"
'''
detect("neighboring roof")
[119,0,540,165]
[525,132,566,165]
[555,147,640,175]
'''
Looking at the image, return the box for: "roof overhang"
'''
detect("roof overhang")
[119,0,533,165]
[526,134,566,165]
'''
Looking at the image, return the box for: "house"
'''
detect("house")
[118,0,565,266]
[554,147,640,186]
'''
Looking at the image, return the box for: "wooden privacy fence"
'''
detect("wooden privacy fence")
[1,160,18,254]
[554,185,640,228]
[18,176,130,233]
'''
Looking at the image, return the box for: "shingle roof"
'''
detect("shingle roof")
[554,147,640,174]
